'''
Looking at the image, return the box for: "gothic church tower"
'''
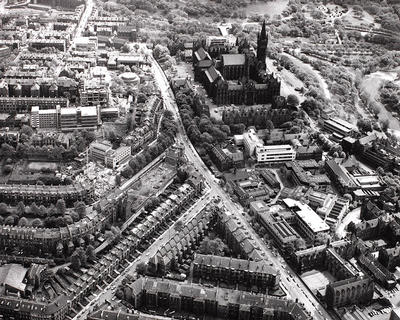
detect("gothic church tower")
[257,20,268,63]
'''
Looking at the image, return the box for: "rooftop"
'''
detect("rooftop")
[0,264,28,293]
[221,54,246,66]
[80,106,97,117]
[283,198,330,234]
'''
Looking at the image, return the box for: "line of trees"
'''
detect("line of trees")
[0,200,87,228]
[175,87,231,161]
[121,111,177,179]
[0,129,96,161]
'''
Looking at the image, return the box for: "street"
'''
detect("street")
[72,188,212,320]
[150,56,333,320]
[68,0,93,52]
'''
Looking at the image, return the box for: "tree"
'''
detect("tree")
[74,201,86,219]
[126,114,135,132]
[136,262,148,275]
[4,215,15,225]
[265,120,274,133]
[86,245,96,262]
[31,203,40,217]
[198,237,226,256]
[38,205,47,218]
[70,254,81,271]
[116,288,125,300]
[2,165,13,174]
[0,203,8,215]
[115,174,122,186]
[16,201,25,217]
[380,119,389,132]
[174,220,184,232]
[18,217,29,227]
[176,168,189,183]
[294,238,306,250]
[32,218,43,228]
[121,166,134,179]
[0,143,16,159]
[343,193,353,202]
[20,125,34,137]
[287,94,300,107]
[56,199,66,216]
[376,167,384,175]
[153,44,170,61]
[64,215,73,225]
[315,233,330,245]
[145,197,160,212]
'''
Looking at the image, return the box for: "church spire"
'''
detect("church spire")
[257,21,268,63]
[261,20,267,40]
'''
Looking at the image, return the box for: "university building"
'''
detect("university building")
[89,140,131,169]
[193,21,281,106]
[292,240,374,308]
[256,144,296,163]
[283,198,330,242]
[30,106,99,131]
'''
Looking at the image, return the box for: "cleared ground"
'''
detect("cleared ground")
[244,0,288,17]
[27,161,58,171]
[360,69,400,131]
[281,53,331,100]
[301,269,336,292]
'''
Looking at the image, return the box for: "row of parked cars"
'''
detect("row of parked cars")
[368,307,391,317]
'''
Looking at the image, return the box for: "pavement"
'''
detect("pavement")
[71,188,212,320]
[73,44,333,320]
[68,0,93,52]
[149,55,333,320]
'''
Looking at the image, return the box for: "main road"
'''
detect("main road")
[68,0,94,52]
[150,56,333,320]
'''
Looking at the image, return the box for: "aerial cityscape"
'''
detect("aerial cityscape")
[1,0,400,319]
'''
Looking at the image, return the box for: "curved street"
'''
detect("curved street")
[150,56,333,320]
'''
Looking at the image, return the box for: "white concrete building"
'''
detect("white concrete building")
[105,145,131,169]
[256,144,296,163]
[89,141,112,162]
[283,198,330,241]
[90,141,131,169]
[30,105,60,129]
[243,128,263,157]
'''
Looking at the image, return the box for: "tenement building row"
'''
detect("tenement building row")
[124,277,311,320]
[0,176,206,320]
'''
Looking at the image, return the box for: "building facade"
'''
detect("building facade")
[192,254,280,292]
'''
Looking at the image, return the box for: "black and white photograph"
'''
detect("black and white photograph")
[0,0,400,319]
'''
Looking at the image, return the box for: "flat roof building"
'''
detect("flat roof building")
[323,117,356,139]
[256,144,296,163]
[105,144,131,169]
[243,128,263,157]
[283,198,330,241]
[90,140,112,162]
